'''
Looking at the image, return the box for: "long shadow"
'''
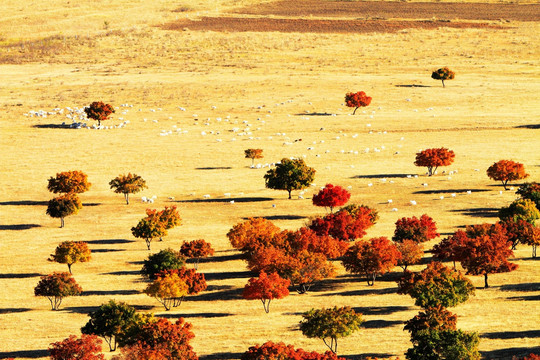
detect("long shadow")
[204,270,256,281]
[0,308,32,314]
[102,270,141,276]
[508,294,540,301]
[321,287,397,297]
[81,290,140,296]
[413,189,489,195]
[249,215,308,221]
[200,352,244,360]
[188,288,243,302]
[91,248,126,253]
[0,272,43,279]
[362,320,404,329]
[499,282,540,292]
[156,312,232,319]
[395,84,431,88]
[515,124,540,129]
[206,285,236,292]
[189,253,245,264]
[33,123,73,129]
[352,305,412,316]
[0,200,48,206]
[481,330,540,339]
[62,305,100,314]
[195,167,232,170]
[352,174,413,179]
[0,350,49,358]
[0,224,42,230]
[449,207,499,218]
[348,354,396,360]
[481,346,540,359]
[82,203,101,207]
[177,197,273,204]
[294,112,334,116]
[86,239,135,245]
[308,274,361,293]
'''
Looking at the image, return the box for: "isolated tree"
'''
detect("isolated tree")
[345,91,372,115]
[516,182,540,209]
[109,173,147,204]
[245,148,264,166]
[396,240,424,271]
[49,241,91,274]
[312,184,351,213]
[85,101,115,127]
[131,216,167,250]
[300,306,363,354]
[144,271,189,311]
[242,272,290,313]
[47,170,91,194]
[397,262,475,308]
[227,217,282,254]
[309,208,377,242]
[341,237,401,285]
[431,67,455,87]
[487,160,529,190]
[414,148,455,176]
[393,214,440,243]
[46,193,83,228]
[141,248,185,280]
[34,272,82,310]
[264,158,316,199]
[82,300,141,351]
[49,334,105,360]
[499,198,540,224]
[180,239,215,269]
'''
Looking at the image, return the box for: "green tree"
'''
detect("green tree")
[141,248,185,280]
[131,216,166,250]
[300,306,363,354]
[264,158,315,199]
[81,300,141,351]
[406,329,480,360]
[34,272,82,310]
[109,173,147,204]
[499,198,540,224]
[46,193,82,228]
[49,241,91,274]
[516,182,540,209]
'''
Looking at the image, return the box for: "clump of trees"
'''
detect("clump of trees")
[487,160,529,190]
[242,271,290,313]
[414,148,455,176]
[345,91,372,115]
[300,306,363,354]
[109,173,147,204]
[244,148,263,166]
[312,184,351,213]
[49,241,91,274]
[85,101,115,127]
[264,158,315,199]
[431,67,455,87]
[34,272,82,310]
[516,182,540,209]
[46,170,90,227]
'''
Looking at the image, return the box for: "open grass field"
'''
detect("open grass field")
[0,0,539,359]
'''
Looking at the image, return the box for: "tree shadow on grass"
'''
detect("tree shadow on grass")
[200,352,244,360]
[347,353,397,360]
[62,305,100,314]
[362,320,404,329]
[413,189,489,195]
[204,271,256,281]
[0,273,43,279]
[0,224,42,230]
[189,253,245,265]
[156,312,232,319]
[449,207,499,218]
[0,308,32,314]
[481,330,540,339]
[319,287,397,297]
[498,282,540,292]
[352,174,413,179]
[195,167,232,170]
[0,200,48,206]
[0,350,49,358]
[188,288,243,302]
[394,84,431,88]
[177,197,273,204]
[508,294,540,301]
[515,124,540,129]
[481,346,540,359]
[352,305,412,316]
[81,290,140,296]
[307,274,361,293]
[33,123,73,129]
[91,248,126,253]
[102,270,141,276]
[244,215,307,221]
[86,239,135,245]
[294,112,335,116]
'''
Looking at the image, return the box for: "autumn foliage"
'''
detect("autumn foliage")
[396,240,424,271]
[144,271,189,310]
[486,160,529,190]
[47,170,91,194]
[49,334,104,360]
[264,158,316,199]
[242,272,290,313]
[156,268,208,307]
[242,341,347,360]
[431,67,455,87]
[85,101,115,126]
[309,205,378,242]
[180,239,215,269]
[345,91,372,114]
[341,237,401,285]
[516,182,540,209]
[49,241,91,274]
[109,173,148,204]
[393,214,439,243]
[34,272,82,310]
[312,184,351,213]
[499,198,540,224]
[244,148,263,166]
[404,305,458,335]
[46,192,83,228]
[414,148,455,176]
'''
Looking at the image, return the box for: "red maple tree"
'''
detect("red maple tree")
[242,272,290,313]
[487,160,529,190]
[282,227,349,259]
[312,184,351,213]
[85,101,115,127]
[396,240,424,271]
[242,341,346,360]
[345,91,372,115]
[414,148,455,176]
[180,239,215,269]
[309,208,376,242]
[49,334,104,360]
[393,214,439,243]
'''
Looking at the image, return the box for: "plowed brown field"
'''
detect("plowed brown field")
[235,0,540,21]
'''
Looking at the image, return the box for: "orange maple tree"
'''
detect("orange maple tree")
[242,272,290,313]
[85,101,115,126]
[487,160,529,190]
[414,148,455,176]
[393,214,439,243]
[345,91,372,115]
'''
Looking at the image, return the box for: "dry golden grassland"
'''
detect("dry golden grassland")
[0,0,539,359]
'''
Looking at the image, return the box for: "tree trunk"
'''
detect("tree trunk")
[146,238,151,250]
[484,273,489,288]
[442,80,445,88]
[288,189,292,199]
[67,263,72,274]
[60,217,65,228]
[124,193,129,205]
[261,299,271,313]
[428,166,433,176]
[352,107,359,115]
[502,180,508,190]
[533,244,537,258]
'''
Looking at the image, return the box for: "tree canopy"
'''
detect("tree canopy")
[47,170,91,194]
[46,193,83,228]
[414,148,455,176]
[85,101,115,126]
[264,158,315,199]
[242,272,290,313]
[487,160,529,190]
[49,334,104,360]
[345,91,372,114]
[109,173,147,204]
[431,67,455,87]
[34,272,82,310]
[312,184,351,213]
[49,241,91,274]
